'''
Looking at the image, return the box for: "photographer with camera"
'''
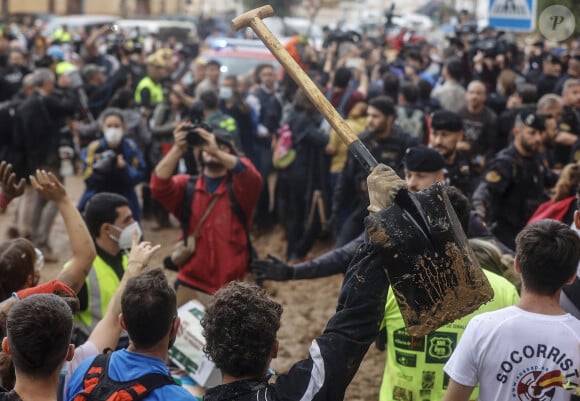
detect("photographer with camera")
[78,108,147,222]
[150,122,262,307]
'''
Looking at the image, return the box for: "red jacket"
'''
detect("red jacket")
[150,158,262,293]
[527,196,576,226]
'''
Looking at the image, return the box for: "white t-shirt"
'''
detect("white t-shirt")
[60,340,99,391]
[560,222,580,318]
[444,306,580,401]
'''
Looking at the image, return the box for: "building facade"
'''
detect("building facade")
[3,0,236,17]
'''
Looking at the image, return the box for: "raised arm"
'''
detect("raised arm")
[274,165,401,401]
[29,170,96,293]
[154,123,188,179]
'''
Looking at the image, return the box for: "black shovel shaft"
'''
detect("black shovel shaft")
[348,140,378,172]
[348,141,433,246]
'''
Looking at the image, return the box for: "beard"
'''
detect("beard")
[520,139,538,154]
[204,160,224,170]
[433,145,453,160]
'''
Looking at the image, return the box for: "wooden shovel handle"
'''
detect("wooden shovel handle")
[231,5,378,172]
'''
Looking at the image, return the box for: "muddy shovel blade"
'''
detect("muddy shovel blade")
[366,183,494,338]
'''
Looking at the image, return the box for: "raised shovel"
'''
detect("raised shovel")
[232,5,493,337]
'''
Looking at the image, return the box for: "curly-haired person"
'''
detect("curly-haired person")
[201,165,402,401]
[202,282,282,380]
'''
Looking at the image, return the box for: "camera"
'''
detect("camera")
[181,122,213,147]
[323,29,362,48]
[93,150,117,173]
[180,102,212,147]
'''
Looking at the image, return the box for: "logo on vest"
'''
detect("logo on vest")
[426,332,456,363]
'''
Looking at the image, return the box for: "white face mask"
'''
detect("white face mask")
[219,86,233,99]
[34,247,45,272]
[110,221,142,250]
[104,128,123,147]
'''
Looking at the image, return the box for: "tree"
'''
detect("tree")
[242,0,293,17]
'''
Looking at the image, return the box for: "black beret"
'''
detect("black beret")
[404,145,445,172]
[518,110,545,131]
[430,110,464,132]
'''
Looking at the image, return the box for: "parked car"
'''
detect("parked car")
[200,46,280,78]
[180,40,281,87]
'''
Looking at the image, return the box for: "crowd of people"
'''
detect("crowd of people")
[0,8,579,401]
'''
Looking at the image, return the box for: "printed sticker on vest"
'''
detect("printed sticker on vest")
[395,351,417,367]
[426,332,457,364]
[393,327,425,351]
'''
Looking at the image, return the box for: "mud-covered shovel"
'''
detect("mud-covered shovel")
[232,5,494,337]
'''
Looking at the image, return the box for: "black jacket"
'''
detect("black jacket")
[281,109,328,181]
[444,152,476,198]
[472,143,557,248]
[14,90,77,175]
[84,65,129,119]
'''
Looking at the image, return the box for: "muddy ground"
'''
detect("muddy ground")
[0,174,383,400]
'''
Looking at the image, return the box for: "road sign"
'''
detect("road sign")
[488,0,536,31]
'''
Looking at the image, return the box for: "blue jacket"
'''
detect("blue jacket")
[66,349,196,401]
[78,137,146,221]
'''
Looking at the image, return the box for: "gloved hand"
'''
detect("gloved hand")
[15,280,80,311]
[367,164,407,213]
[251,254,294,282]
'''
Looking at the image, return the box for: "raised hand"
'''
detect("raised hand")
[30,170,67,203]
[0,161,26,200]
[127,229,162,273]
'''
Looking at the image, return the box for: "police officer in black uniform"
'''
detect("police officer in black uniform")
[429,109,475,197]
[556,78,580,166]
[472,110,558,249]
[333,96,418,246]
[536,52,562,98]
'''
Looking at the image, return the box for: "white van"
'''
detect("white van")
[42,15,117,38]
[113,19,197,42]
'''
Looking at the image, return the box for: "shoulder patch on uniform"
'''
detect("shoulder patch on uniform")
[574,150,580,162]
[560,123,571,132]
[459,165,470,175]
[485,170,501,183]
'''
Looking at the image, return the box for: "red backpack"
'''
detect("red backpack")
[72,354,176,401]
